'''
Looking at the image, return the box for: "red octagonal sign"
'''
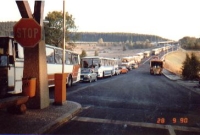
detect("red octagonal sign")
[13,18,42,47]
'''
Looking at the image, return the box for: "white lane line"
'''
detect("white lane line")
[167,125,176,135]
[73,117,200,133]
[142,56,152,65]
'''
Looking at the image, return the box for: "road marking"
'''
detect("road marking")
[68,76,124,96]
[142,56,152,64]
[73,117,200,134]
[167,125,176,135]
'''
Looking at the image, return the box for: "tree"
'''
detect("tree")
[80,50,87,58]
[182,53,200,80]
[44,11,78,49]
[182,53,191,79]
[98,38,104,44]
[94,50,98,56]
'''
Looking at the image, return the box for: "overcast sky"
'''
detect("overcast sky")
[1,0,200,41]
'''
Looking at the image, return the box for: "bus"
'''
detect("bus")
[143,51,151,58]
[121,56,136,70]
[81,56,118,78]
[0,37,80,98]
[150,57,163,75]
[151,48,160,55]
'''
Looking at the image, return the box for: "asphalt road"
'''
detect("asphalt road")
[49,50,200,135]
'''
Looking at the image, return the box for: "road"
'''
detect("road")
[49,49,200,135]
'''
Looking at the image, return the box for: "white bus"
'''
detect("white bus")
[0,37,80,98]
[81,56,118,78]
[121,56,136,70]
[143,51,151,58]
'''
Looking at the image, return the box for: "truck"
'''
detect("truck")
[150,57,163,75]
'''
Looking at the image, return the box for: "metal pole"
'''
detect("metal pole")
[62,0,66,74]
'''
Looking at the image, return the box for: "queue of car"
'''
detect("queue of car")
[80,64,138,83]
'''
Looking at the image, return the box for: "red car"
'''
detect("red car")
[119,66,128,74]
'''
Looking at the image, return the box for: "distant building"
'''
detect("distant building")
[0,21,16,36]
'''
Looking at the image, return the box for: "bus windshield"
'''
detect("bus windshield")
[82,58,100,68]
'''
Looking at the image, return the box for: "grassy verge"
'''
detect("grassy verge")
[164,49,200,76]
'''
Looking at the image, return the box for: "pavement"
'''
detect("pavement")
[0,68,199,134]
[0,99,82,134]
[162,68,200,95]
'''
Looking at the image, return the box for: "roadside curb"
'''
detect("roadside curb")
[34,100,82,134]
[163,68,200,95]
[162,68,181,81]
[177,81,200,95]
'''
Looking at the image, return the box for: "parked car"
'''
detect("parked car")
[131,63,139,69]
[80,68,97,83]
[119,66,128,74]
[114,67,121,75]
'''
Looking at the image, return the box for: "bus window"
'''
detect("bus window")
[55,49,62,64]
[46,47,55,64]
[66,52,72,64]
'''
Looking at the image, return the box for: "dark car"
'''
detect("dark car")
[80,68,97,83]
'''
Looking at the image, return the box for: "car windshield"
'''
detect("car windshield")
[81,68,91,73]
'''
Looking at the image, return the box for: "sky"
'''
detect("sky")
[1,0,200,41]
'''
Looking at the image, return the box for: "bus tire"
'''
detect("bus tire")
[67,75,72,87]
[103,72,105,78]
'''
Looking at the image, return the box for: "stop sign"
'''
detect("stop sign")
[13,18,42,47]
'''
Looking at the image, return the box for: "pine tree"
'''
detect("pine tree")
[182,53,200,80]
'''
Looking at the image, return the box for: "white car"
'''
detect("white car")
[80,68,97,83]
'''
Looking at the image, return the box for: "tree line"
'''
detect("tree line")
[0,21,168,50]
[71,32,169,43]
[179,36,200,50]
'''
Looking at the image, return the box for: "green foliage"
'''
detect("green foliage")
[80,50,87,58]
[72,32,169,43]
[44,11,78,49]
[179,36,200,50]
[182,53,200,80]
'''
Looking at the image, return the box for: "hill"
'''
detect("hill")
[71,32,170,43]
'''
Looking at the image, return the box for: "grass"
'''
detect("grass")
[164,49,200,76]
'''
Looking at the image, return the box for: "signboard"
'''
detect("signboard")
[13,18,41,47]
